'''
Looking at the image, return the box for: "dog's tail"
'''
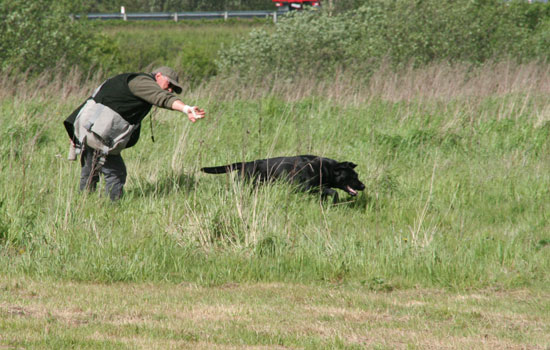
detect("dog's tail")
[201,162,244,174]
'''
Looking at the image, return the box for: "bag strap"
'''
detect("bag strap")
[149,107,158,143]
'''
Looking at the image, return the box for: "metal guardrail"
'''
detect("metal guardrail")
[76,10,288,23]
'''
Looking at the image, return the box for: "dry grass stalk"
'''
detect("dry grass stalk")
[3,60,549,106]
[196,60,550,107]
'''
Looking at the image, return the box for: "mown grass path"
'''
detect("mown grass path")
[1,277,548,349]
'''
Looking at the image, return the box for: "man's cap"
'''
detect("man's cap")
[152,66,183,94]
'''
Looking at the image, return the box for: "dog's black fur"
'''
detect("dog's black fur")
[201,155,365,202]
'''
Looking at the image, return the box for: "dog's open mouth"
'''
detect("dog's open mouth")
[345,186,358,196]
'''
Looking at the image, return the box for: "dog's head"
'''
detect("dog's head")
[332,161,365,196]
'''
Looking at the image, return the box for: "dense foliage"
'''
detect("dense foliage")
[0,0,260,78]
[8,0,550,80]
[0,0,118,74]
[218,0,550,77]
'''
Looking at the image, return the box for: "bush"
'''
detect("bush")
[217,0,550,78]
[0,0,115,74]
[351,0,533,66]
[217,9,356,77]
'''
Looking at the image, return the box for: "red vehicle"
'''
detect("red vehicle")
[272,0,321,11]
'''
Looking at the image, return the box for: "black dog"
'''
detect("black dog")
[201,155,365,202]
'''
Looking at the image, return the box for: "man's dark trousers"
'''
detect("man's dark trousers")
[79,148,127,201]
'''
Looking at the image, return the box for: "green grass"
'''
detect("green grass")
[1,73,549,290]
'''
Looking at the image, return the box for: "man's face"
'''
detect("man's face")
[155,73,174,93]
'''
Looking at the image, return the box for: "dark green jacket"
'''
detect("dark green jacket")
[64,72,179,149]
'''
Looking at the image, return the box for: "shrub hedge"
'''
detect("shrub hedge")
[217,0,550,78]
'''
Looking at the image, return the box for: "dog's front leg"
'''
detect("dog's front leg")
[321,188,339,203]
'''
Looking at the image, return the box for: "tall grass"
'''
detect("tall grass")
[0,61,549,290]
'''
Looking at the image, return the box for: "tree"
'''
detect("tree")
[0,0,96,73]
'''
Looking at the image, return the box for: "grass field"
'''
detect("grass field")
[1,25,550,348]
[1,62,549,288]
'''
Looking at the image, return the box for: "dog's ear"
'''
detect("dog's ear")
[335,162,357,171]
[338,161,357,169]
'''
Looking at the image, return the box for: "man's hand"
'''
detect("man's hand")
[183,105,206,122]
